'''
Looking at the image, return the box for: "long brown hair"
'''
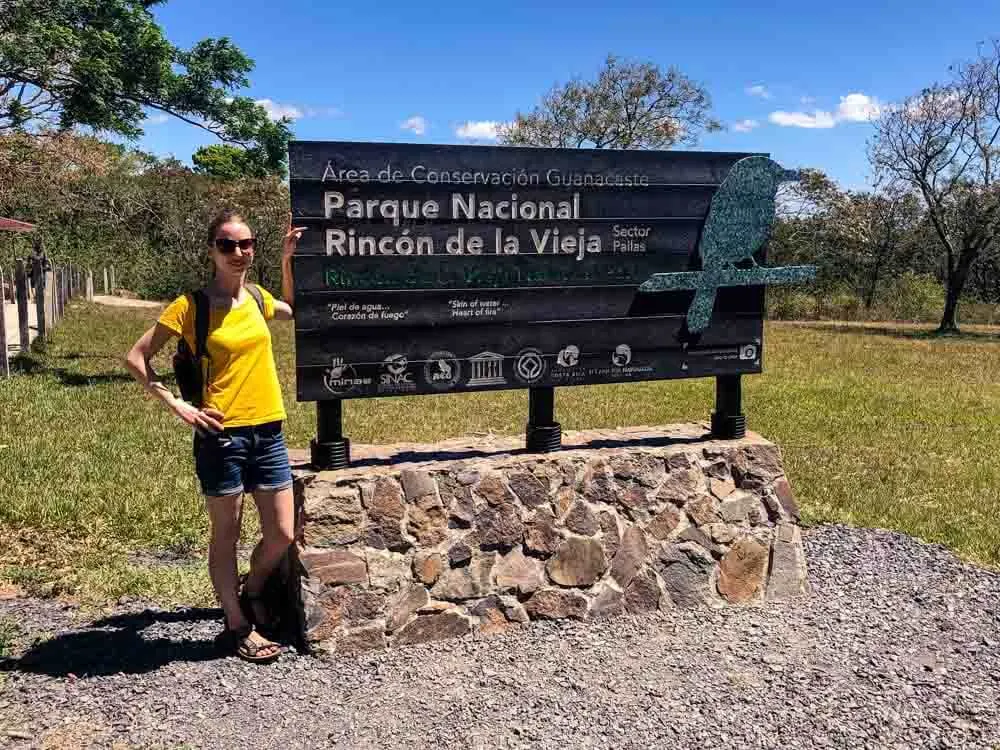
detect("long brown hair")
[206,209,248,245]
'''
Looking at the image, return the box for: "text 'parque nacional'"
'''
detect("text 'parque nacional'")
[323,190,604,259]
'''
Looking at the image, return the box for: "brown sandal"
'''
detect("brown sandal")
[217,624,281,664]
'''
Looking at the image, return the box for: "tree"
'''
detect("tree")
[796,172,922,308]
[193,144,270,180]
[0,132,289,298]
[0,0,291,175]
[870,41,1000,333]
[497,55,721,149]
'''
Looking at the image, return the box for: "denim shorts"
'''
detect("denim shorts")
[192,421,293,497]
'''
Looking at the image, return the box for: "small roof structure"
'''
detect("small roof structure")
[0,218,36,233]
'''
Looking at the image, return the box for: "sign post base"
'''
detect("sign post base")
[526,386,562,452]
[312,400,351,469]
[711,374,746,439]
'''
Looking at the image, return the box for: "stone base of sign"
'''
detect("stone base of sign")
[288,423,809,656]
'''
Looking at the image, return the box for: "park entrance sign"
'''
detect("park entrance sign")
[288,141,815,469]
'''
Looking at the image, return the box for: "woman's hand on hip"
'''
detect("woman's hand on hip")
[172,401,225,435]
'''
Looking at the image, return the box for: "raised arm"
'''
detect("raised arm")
[274,213,306,321]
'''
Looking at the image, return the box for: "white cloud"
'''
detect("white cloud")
[455,120,500,140]
[253,100,340,122]
[303,106,342,118]
[255,99,304,121]
[146,113,169,125]
[732,119,760,133]
[836,93,882,122]
[769,109,837,128]
[746,84,772,99]
[768,92,882,129]
[400,115,427,136]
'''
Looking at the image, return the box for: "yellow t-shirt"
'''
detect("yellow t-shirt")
[158,287,287,428]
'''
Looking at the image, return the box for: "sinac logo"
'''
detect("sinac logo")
[380,353,415,390]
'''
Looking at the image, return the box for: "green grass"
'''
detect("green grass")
[2,301,1000,605]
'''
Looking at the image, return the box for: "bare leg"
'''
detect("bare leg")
[205,492,248,631]
[244,485,295,622]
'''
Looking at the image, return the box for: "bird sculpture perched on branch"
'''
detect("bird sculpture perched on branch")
[639,155,807,337]
[687,156,800,332]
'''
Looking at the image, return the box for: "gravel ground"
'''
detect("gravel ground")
[2,524,999,750]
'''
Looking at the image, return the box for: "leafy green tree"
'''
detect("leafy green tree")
[0,0,290,175]
[192,143,273,180]
[498,55,721,149]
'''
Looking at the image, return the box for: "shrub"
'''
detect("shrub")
[768,288,818,320]
[880,273,945,322]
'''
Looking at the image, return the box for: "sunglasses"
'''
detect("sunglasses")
[214,237,256,253]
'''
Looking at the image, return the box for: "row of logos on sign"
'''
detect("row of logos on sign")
[320,343,663,396]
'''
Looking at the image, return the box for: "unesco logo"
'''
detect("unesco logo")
[515,348,547,384]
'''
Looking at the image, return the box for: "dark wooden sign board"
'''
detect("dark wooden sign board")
[288,141,793,469]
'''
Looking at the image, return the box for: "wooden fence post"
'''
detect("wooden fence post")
[49,267,56,325]
[15,260,29,352]
[51,267,57,324]
[1,266,10,377]
[103,267,109,294]
[37,269,49,341]
[86,269,94,301]
[53,267,61,324]
[109,266,116,295]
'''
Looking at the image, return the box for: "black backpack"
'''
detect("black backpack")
[173,285,265,407]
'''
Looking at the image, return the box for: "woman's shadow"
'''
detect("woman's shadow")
[2,608,224,678]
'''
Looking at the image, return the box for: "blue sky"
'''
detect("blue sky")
[139,0,997,189]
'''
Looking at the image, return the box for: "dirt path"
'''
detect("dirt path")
[91,295,165,310]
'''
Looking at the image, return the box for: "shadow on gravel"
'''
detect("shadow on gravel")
[1,607,226,678]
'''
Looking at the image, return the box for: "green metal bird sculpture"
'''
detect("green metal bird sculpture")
[639,156,811,336]
[687,156,799,332]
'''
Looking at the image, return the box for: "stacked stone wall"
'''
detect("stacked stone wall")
[293,426,809,655]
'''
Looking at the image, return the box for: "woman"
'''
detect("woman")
[125,210,305,663]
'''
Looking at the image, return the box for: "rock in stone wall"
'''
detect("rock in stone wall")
[292,425,809,655]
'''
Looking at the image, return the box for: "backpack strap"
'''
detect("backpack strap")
[245,283,265,316]
[192,289,210,358]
